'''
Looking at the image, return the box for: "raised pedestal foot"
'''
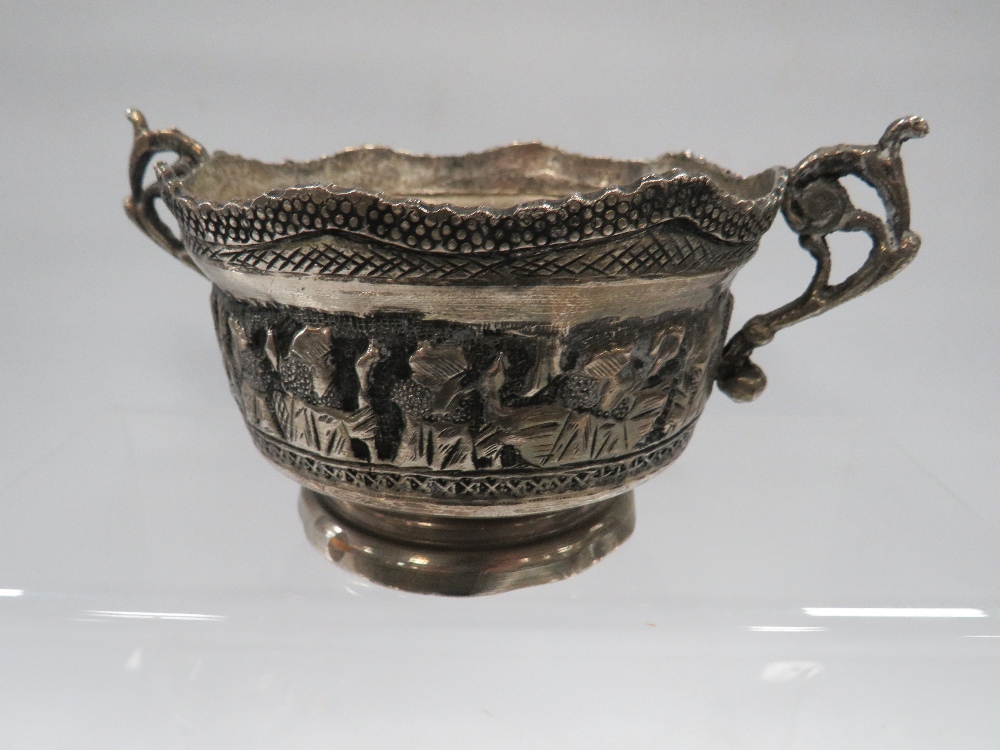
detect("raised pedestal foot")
[298,490,636,596]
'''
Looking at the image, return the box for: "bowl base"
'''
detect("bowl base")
[298,489,635,596]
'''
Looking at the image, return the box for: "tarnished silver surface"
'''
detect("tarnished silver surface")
[299,488,635,596]
[202,266,736,327]
[715,117,930,401]
[126,110,926,528]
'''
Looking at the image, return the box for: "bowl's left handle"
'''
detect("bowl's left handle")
[124,109,207,275]
[716,116,928,402]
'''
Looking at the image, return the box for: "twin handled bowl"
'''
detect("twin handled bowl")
[126,112,925,591]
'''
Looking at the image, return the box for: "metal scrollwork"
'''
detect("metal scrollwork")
[716,116,928,402]
[124,109,207,273]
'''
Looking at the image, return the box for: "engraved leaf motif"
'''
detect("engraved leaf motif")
[272,390,377,460]
[617,388,669,448]
[224,316,276,395]
[506,390,670,466]
[429,425,473,470]
[240,383,282,438]
[408,342,469,412]
[581,347,631,381]
[507,407,595,466]
[271,390,296,442]
[580,326,685,414]
[317,406,378,459]
[409,342,467,386]
[648,327,684,373]
[396,421,475,471]
[482,355,594,466]
[286,326,336,399]
[581,347,638,413]
[519,334,563,398]
[223,317,250,387]
[472,423,506,464]
[394,341,479,469]
[268,339,380,460]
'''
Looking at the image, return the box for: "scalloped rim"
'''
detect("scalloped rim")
[157,142,789,252]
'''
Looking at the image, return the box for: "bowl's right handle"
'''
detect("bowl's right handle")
[124,109,207,275]
[716,116,929,402]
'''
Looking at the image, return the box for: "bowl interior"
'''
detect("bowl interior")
[181,142,778,209]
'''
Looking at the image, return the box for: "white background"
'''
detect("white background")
[1,2,998,747]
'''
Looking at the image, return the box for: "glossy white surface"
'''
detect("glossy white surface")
[2,1,999,746]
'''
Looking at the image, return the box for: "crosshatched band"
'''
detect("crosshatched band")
[189,222,760,284]
[254,423,694,515]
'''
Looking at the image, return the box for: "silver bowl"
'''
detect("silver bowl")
[126,111,925,555]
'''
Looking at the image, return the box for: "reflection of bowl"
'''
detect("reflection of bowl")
[126,111,925,535]
[299,489,635,596]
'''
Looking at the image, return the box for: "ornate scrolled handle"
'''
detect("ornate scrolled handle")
[124,109,207,274]
[716,116,929,402]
